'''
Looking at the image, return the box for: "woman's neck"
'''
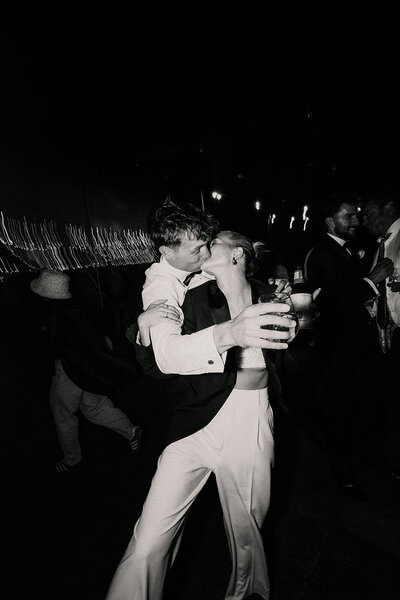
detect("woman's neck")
[214,272,252,316]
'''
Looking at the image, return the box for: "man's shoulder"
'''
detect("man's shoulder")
[143,262,180,288]
[145,261,169,278]
[312,235,334,250]
[308,237,338,260]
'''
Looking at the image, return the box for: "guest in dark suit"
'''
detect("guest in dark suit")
[305,192,394,500]
[105,231,295,600]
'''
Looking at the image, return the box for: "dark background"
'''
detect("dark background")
[1,15,400,271]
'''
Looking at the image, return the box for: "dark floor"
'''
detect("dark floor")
[2,349,400,600]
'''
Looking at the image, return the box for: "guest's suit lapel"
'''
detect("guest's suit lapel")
[324,235,364,274]
[326,235,353,260]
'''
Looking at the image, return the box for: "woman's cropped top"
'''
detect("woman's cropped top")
[235,346,267,369]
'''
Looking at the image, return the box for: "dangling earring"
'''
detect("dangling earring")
[232,257,237,265]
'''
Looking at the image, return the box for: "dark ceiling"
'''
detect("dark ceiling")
[1,15,399,247]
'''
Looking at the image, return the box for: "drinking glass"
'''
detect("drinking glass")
[389,267,400,283]
[258,291,299,343]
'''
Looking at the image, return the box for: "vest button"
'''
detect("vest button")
[208,360,214,364]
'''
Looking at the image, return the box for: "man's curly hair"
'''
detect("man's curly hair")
[150,198,219,250]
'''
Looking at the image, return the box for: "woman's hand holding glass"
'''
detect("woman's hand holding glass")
[217,301,295,352]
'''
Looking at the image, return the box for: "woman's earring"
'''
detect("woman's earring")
[232,257,237,265]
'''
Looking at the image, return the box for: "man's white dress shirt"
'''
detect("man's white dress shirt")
[141,257,226,375]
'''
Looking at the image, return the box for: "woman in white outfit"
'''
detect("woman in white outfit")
[106,231,295,600]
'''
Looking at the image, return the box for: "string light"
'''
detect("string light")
[0,211,157,275]
[302,205,309,220]
[303,216,309,231]
[271,214,276,224]
[212,191,222,200]
[255,201,261,211]
[289,216,295,229]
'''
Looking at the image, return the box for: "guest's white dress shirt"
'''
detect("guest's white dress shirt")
[381,218,400,326]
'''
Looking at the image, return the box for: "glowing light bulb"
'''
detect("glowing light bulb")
[255,201,260,211]
[289,216,295,229]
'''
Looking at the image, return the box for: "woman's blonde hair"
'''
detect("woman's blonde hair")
[218,230,268,277]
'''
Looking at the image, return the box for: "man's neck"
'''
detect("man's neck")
[160,256,192,274]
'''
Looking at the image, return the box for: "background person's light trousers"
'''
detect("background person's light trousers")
[105,387,274,600]
[50,360,134,465]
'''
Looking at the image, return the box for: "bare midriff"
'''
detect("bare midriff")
[235,368,269,390]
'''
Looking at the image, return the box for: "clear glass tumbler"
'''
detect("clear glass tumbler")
[258,291,299,343]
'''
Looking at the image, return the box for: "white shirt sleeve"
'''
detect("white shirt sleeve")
[150,320,226,375]
[141,266,226,374]
[362,277,380,297]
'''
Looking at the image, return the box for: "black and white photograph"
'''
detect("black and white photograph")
[1,15,400,600]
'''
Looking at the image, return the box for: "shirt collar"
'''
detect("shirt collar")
[386,217,400,239]
[327,233,346,247]
[159,256,198,286]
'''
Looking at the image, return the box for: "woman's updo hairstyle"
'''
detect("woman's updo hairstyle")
[219,231,268,277]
